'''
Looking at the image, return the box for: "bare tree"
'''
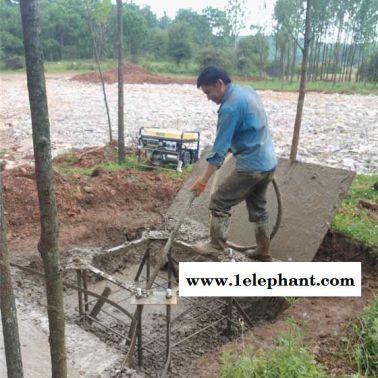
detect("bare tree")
[226,0,247,50]
[19,1,67,376]
[290,0,312,162]
[0,164,24,378]
[84,0,113,145]
[117,0,125,163]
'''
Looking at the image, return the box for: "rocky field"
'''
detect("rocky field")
[1,72,377,173]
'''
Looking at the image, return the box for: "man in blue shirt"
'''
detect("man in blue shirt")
[190,66,277,262]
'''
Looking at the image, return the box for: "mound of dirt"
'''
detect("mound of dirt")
[3,147,183,252]
[72,63,196,85]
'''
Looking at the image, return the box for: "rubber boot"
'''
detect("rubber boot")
[246,223,273,262]
[192,214,230,261]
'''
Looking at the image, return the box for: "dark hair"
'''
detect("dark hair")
[196,66,231,88]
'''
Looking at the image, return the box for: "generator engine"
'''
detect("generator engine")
[138,128,200,170]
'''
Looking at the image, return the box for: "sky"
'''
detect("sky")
[130,0,277,34]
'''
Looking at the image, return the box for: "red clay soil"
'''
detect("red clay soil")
[3,147,183,254]
[72,63,196,85]
[71,63,260,85]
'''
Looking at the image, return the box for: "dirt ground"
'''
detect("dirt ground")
[4,148,182,258]
[71,63,259,85]
[72,63,196,85]
[1,66,377,377]
[3,146,377,378]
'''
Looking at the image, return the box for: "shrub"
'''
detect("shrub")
[4,55,25,70]
[347,298,378,376]
[197,46,232,72]
[219,321,328,378]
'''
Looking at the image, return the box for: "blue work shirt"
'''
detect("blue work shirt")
[207,83,277,172]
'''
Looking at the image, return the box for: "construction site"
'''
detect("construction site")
[0,63,377,377]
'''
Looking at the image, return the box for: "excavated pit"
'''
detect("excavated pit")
[6,230,376,378]
[62,237,289,377]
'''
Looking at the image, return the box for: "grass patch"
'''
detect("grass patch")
[244,79,378,95]
[219,321,328,378]
[331,174,378,254]
[346,298,378,376]
[139,58,199,75]
[53,150,189,181]
[44,59,117,73]
[3,57,377,94]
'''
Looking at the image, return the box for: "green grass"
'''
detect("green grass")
[244,79,378,95]
[346,298,378,376]
[219,321,328,378]
[53,150,188,181]
[139,58,199,76]
[44,59,117,73]
[331,174,378,254]
[2,57,377,94]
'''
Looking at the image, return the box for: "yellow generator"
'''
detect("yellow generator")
[138,127,200,170]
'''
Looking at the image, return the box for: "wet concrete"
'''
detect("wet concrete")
[167,151,355,262]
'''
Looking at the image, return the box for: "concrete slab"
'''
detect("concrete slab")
[167,152,355,262]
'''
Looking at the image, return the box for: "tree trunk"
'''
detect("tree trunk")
[117,0,125,163]
[290,39,297,84]
[319,43,326,80]
[307,36,315,81]
[19,1,67,377]
[290,0,311,163]
[339,24,351,83]
[0,167,24,378]
[59,31,64,60]
[332,13,344,84]
[279,43,286,87]
[326,45,333,81]
[84,0,113,145]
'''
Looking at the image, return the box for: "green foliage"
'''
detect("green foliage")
[243,79,378,95]
[219,321,328,378]
[167,21,192,64]
[175,9,212,47]
[197,47,232,72]
[237,34,269,77]
[358,52,378,83]
[146,28,169,59]
[331,174,378,254]
[202,6,232,48]
[140,59,198,75]
[225,0,247,44]
[346,298,378,376]
[3,55,24,70]
[122,3,148,61]
[1,0,377,85]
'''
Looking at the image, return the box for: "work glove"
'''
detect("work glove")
[190,178,207,196]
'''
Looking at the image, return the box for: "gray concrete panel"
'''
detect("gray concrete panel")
[167,151,355,262]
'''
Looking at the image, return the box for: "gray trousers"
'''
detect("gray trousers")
[209,168,274,224]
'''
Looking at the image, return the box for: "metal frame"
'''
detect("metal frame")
[10,233,253,377]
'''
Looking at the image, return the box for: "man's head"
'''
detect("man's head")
[197,66,231,105]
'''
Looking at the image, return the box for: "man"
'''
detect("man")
[190,66,277,262]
